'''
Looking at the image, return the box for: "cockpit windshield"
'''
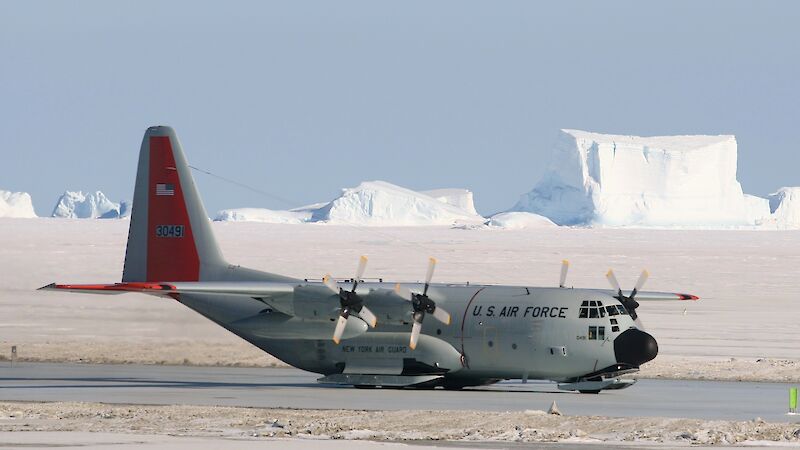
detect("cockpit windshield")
[579,300,628,318]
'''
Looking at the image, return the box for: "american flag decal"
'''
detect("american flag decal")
[156,183,175,196]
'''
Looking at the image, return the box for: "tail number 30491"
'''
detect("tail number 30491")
[155,225,185,238]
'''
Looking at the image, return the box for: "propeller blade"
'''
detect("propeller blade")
[358,305,378,328]
[409,320,423,350]
[431,306,451,325]
[322,274,339,294]
[394,283,413,300]
[633,269,649,295]
[606,269,622,293]
[425,257,437,285]
[355,255,368,282]
[559,259,569,288]
[332,314,348,344]
[634,316,646,330]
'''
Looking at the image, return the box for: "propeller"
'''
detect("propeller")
[395,257,451,350]
[559,260,570,288]
[605,268,648,325]
[323,255,378,344]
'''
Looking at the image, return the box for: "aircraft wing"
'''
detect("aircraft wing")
[38,281,413,321]
[605,290,699,301]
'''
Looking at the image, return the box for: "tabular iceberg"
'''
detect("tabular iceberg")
[51,191,125,219]
[0,190,37,218]
[512,129,770,227]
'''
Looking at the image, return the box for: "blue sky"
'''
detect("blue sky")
[2,1,798,216]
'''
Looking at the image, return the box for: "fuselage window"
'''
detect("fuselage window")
[598,326,606,340]
[588,326,597,340]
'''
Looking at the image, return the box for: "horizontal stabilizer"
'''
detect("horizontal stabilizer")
[38,281,297,298]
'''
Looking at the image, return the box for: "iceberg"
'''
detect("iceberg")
[767,188,800,229]
[0,190,37,218]
[512,129,770,227]
[488,212,556,229]
[51,191,124,219]
[215,181,485,226]
[312,181,485,226]
[420,188,479,215]
[214,208,312,224]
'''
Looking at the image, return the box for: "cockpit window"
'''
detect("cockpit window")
[580,300,627,319]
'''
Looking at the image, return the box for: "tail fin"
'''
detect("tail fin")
[122,126,226,282]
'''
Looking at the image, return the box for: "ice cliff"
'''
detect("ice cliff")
[51,191,128,219]
[512,129,770,227]
[0,190,37,218]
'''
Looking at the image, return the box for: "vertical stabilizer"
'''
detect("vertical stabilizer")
[123,126,226,282]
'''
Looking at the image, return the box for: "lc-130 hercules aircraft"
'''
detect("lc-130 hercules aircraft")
[41,126,699,393]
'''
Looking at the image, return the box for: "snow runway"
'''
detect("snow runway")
[0,362,796,422]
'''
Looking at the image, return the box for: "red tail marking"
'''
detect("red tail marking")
[147,136,200,281]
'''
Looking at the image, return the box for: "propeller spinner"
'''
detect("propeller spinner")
[605,268,648,325]
[323,255,378,344]
[395,257,451,350]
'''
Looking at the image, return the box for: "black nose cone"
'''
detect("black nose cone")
[614,328,658,367]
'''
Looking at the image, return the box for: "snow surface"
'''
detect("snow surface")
[0,190,37,218]
[487,212,556,229]
[216,181,486,227]
[6,218,800,380]
[51,191,126,219]
[513,129,771,227]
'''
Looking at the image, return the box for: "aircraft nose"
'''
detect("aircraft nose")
[614,328,658,367]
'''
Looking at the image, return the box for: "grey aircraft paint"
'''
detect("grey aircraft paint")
[42,126,694,393]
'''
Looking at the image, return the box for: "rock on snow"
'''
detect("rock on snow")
[51,191,126,219]
[512,129,771,227]
[0,190,37,218]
